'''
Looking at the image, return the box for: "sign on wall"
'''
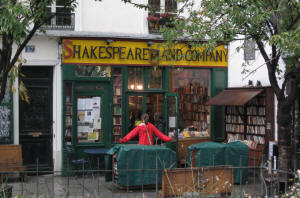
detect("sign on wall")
[62,39,228,67]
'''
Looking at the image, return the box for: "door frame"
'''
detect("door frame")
[19,66,53,170]
[73,81,111,147]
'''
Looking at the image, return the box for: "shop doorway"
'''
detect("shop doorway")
[74,82,110,146]
[127,93,165,133]
[19,66,53,171]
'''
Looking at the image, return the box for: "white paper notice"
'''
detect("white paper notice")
[92,109,100,118]
[93,118,101,129]
[169,117,176,128]
[85,99,93,110]
[92,97,101,108]
[85,111,93,122]
[77,99,85,110]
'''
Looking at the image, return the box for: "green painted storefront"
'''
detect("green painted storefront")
[61,38,228,171]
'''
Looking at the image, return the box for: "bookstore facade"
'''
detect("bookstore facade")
[61,37,228,167]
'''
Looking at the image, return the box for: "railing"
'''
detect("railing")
[43,13,75,30]
[0,156,295,198]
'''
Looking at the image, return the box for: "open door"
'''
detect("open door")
[165,93,178,158]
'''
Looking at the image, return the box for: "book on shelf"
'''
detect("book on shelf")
[113,117,121,125]
[225,124,244,133]
[246,135,265,144]
[247,106,265,116]
[114,87,121,96]
[246,126,265,135]
[226,115,243,124]
[114,105,122,115]
[113,96,122,104]
[247,116,265,125]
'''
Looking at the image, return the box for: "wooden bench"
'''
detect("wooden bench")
[0,144,27,182]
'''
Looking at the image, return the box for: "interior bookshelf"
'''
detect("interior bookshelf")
[176,81,210,133]
[225,87,274,149]
[64,83,73,145]
[112,68,122,143]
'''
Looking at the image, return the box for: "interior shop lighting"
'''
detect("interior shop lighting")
[137,85,143,90]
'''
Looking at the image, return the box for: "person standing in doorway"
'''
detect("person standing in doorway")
[120,113,172,145]
[153,112,165,145]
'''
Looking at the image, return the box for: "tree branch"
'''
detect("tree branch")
[256,40,282,98]
[9,23,41,71]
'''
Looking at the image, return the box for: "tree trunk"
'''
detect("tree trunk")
[277,99,292,181]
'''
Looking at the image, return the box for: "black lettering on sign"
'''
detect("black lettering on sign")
[119,47,126,59]
[113,47,119,59]
[143,48,149,60]
[106,47,112,59]
[135,48,142,60]
[82,46,90,59]
[73,45,81,59]
[99,46,105,59]
[90,46,97,59]
[127,48,134,60]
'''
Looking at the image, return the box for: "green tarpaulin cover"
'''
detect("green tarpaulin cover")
[188,141,249,184]
[107,144,176,187]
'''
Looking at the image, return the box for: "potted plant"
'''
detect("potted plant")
[147,15,160,29]
[159,13,173,27]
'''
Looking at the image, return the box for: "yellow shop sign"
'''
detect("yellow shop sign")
[62,39,228,67]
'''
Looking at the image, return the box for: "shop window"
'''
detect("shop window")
[75,66,111,77]
[128,68,144,90]
[147,68,162,89]
[169,69,211,137]
[77,96,103,143]
[128,95,143,132]
[0,82,12,144]
[128,67,163,90]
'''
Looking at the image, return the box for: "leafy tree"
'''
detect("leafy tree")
[0,0,76,103]
[160,0,300,177]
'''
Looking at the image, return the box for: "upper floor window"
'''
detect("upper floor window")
[148,0,177,33]
[45,0,74,30]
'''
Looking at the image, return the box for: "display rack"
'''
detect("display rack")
[224,87,274,151]
[112,68,122,143]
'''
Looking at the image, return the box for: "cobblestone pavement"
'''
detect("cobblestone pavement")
[2,169,271,198]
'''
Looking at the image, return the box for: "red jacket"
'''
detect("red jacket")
[120,123,172,145]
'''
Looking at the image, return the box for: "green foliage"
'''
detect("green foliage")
[281,170,300,198]
[0,0,76,103]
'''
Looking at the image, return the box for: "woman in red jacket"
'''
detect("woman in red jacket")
[120,113,172,145]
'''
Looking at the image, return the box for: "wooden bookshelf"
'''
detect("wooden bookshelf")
[225,87,274,155]
[176,82,210,132]
[112,68,122,143]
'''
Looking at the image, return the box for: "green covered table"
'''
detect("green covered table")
[107,144,176,187]
[188,141,249,184]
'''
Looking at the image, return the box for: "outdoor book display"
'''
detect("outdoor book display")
[107,144,176,188]
[206,87,274,167]
[187,141,249,184]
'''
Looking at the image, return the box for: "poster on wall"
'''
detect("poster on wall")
[77,96,102,142]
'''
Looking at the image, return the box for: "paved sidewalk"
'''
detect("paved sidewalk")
[5,174,157,198]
